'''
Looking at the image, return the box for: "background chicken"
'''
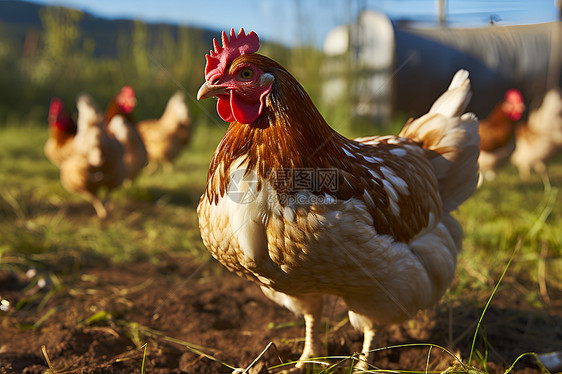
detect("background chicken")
[59,94,126,219]
[136,91,192,172]
[44,97,77,168]
[196,29,479,370]
[510,87,562,181]
[106,115,148,182]
[477,89,525,183]
[104,86,148,182]
[104,85,136,124]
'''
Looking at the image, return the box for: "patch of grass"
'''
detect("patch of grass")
[0,121,225,269]
[453,156,562,298]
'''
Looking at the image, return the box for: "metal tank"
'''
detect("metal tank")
[323,10,561,121]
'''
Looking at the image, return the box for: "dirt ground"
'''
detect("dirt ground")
[1,257,561,374]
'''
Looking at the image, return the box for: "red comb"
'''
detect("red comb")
[120,85,135,98]
[205,28,259,83]
[505,89,522,103]
[49,97,63,118]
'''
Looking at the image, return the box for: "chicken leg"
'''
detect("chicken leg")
[296,310,324,368]
[354,327,376,371]
[91,198,107,219]
[259,288,324,368]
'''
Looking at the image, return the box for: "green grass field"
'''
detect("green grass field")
[1,121,561,373]
[0,122,224,266]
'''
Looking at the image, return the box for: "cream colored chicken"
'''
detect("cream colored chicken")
[197,29,479,371]
[510,87,562,180]
[136,91,191,172]
[60,94,126,219]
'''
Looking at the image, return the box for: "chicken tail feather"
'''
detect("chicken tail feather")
[429,69,472,118]
[399,69,480,212]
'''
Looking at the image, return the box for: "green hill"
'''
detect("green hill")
[0,0,224,123]
[0,0,218,58]
[0,1,315,126]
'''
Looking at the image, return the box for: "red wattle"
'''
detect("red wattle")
[231,93,261,124]
[507,112,523,121]
[217,96,235,122]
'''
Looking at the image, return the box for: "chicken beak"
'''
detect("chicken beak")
[197,82,229,100]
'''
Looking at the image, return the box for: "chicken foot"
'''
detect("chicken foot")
[353,326,376,372]
[90,198,107,219]
[83,192,108,219]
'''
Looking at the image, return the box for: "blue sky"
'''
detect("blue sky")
[27,0,560,46]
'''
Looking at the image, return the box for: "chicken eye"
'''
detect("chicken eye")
[239,68,254,80]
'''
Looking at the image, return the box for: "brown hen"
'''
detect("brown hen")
[104,86,148,182]
[477,89,525,183]
[197,29,479,371]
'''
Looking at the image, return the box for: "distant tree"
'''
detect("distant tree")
[132,20,150,82]
[0,26,24,124]
[170,27,206,94]
[40,6,82,58]
[29,6,83,84]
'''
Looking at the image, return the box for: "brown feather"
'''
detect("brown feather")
[204,54,441,243]
[44,127,75,167]
[478,102,516,152]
